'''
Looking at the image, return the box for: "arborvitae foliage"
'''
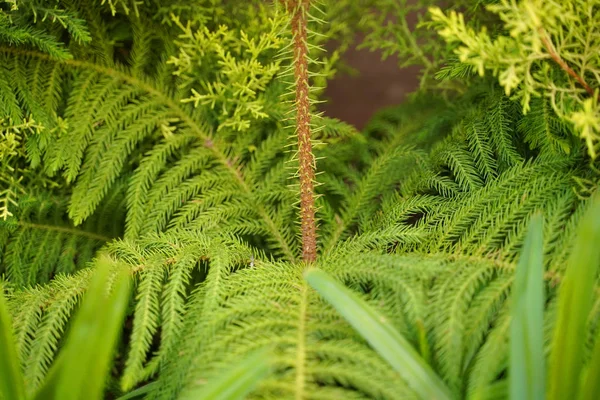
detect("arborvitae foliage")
[1,0,600,399]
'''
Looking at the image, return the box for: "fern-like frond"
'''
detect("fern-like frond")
[151,252,447,400]
[5,230,258,393]
[0,193,121,288]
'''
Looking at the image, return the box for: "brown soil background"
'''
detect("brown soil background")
[320,36,421,130]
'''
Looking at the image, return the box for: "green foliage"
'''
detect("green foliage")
[0,0,90,59]
[429,0,600,158]
[547,193,600,400]
[1,1,600,399]
[177,348,273,400]
[509,215,544,400]
[0,258,130,400]
[305,268,452,400]
[302,197,600,400]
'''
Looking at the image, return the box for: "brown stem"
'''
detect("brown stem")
[287,0,318,263]
[539,28,598,100]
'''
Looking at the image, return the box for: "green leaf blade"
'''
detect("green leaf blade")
[548,197,600,400]
[179,347,272,400]
[305,268,452,400]
[509,214,545,400]
[0,289,26,400]
[34,256,131,400]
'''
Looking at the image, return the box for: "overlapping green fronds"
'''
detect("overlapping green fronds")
[430,0,600,158]
[362,89,589,270]
[0,1,363,265]
[149,252,444,400]
[0,0,91,60]
[3,2,600,400]
[0,193,122,288]
[305,268,452,400]
[4,231,256,393]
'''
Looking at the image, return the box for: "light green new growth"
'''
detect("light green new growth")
[429,0,600,157]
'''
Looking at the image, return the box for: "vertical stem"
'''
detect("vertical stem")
[288,0,317,263]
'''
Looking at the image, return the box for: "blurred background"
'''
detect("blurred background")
[321,37,420,130]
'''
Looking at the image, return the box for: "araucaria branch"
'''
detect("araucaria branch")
[289,0,317,263]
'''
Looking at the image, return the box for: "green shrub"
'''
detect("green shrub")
[1,0,599,398]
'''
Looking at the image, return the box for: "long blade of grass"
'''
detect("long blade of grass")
[179,347,272,400]
[548,197,600,400]
[305,268,452,400]
[509,214,545,400]
[33,256,131,400]
[0,289,26,400]
[578,329,600,400]
[115,382,159,400]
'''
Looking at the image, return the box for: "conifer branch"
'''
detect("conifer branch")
[539,28,598,101]
[288,0,318,263]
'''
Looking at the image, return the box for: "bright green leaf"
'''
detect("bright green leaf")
[33,256,131,400]
[0,289,26,400]
[178,347,273,400]
[305,268,452,400]
[509,214,545,400]
[548,196,600,400]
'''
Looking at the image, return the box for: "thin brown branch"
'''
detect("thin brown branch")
[287,0,318,263]
[539,28,598,100]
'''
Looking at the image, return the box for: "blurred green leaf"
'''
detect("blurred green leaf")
[179,347,273,400]
[579,329,600,400]
[510,214,545,400]
[305,268,452,400]
[116,382,159,400]
[0,289,26,400]
[548,196,600,400]
[33,256,131,400]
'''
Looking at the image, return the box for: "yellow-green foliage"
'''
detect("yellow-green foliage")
[430,0,600,157]
[1,1,600,399]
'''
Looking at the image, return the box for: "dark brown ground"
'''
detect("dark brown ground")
[320,37,421,130]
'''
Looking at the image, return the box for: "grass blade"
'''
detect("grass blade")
[509,214,545,400]
[305,268,452,400]
[0,289,26,400]
[548,197,600,400]
[34,255,131,400]
[579,330,600,400]
[116,382,159,400]
[179,347,272,400]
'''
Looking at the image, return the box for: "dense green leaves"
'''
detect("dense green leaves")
[1,0,600,399]
[178,348,273,400]
[0,258,130,400]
